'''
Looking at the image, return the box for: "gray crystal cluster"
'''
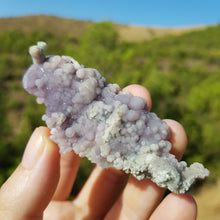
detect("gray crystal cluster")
[23,42,209,193]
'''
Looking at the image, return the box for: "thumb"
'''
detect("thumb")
[0,127,60,220]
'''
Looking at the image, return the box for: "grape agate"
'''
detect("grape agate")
[23,42,209,193]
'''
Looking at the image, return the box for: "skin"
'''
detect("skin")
[0,84,197,220]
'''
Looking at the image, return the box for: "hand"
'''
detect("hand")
[0,85,197,220]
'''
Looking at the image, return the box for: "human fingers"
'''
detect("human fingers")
[163,119,187,161]
[71,85,152,218]
[149,193,197,220]
[73,166,128,219]
[52,151,81,201]
[105,95,188,219]
[0,127,60,220]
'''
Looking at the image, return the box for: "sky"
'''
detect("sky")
[0,0,220,28]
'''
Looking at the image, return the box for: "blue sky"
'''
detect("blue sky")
[0,0,220,27]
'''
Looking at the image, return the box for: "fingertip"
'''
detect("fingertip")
[33,126,60,165]
[21,126,59,169]
[36,126,51,139]
[183,193,197,211]
[150,193,197,220]
[123,84,152,110]
[168,193,197,219]
[163,119,188,161]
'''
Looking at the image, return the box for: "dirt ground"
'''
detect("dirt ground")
[192,178,220,220]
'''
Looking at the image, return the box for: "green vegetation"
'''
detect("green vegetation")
[0,21,219,193]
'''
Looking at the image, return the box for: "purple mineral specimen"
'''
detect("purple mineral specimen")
[23,42,209,193]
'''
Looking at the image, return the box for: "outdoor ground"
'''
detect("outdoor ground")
[193,178,220,220]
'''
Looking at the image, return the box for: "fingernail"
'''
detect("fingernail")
[21,128,45,168]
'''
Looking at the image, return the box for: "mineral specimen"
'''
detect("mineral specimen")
[23,42,209,194]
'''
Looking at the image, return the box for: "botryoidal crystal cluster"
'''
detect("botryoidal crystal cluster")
[23,42,209,193]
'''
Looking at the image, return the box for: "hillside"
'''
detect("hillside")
[0,15,92,39]
[0,15,205,42]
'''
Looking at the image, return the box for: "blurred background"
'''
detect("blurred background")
[0,1,219,219]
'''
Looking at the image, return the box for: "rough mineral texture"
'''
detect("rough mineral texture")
[23,42,209,193]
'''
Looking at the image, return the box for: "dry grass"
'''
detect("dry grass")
[115,24,205,42]
[193,179,220,220]
[0,15,206,42]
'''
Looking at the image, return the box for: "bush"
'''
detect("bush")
[0,23,219,190]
